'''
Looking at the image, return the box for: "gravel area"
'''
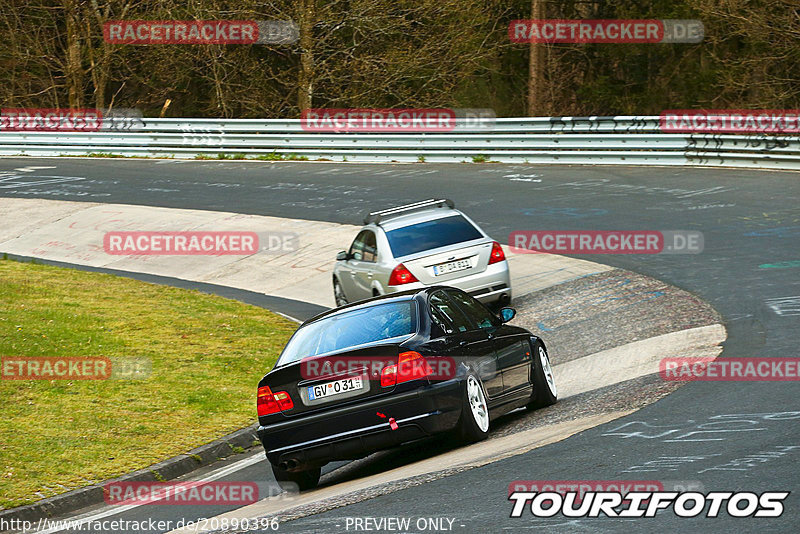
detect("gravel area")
[513,268,723,364]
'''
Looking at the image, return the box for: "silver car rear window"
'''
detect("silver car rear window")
[385,214,483,257]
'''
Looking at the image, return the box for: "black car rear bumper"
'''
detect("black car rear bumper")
[257,379,463,470]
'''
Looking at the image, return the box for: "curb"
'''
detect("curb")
[0,424,261,524]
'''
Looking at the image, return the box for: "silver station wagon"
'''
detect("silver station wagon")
[333,199,511,308]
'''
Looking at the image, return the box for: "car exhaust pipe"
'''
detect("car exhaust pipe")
[279,459,299,470]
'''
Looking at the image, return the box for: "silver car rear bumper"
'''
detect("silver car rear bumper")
[383,261,511,303]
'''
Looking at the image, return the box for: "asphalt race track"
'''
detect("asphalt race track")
[1,158,799,533]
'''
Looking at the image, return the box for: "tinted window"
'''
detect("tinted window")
[447,290,496,330]
[278,301,416,365]
[362,231,378,262]
[349,230,375,261]
[386,214,483,257]
[430,291,472,333]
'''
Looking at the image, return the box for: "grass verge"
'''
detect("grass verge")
[0,259,297,509]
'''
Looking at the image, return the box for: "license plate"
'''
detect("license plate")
[433,259,471,276]
[308,376,364,401]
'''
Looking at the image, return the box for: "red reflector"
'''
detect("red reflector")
[488,241,506,265]
[257,386,279,416]
[388,263,419,286]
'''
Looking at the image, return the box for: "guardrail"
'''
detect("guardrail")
[1,116,799,169]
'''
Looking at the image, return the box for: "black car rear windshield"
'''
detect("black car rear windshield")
[277,301,417,366]
[386,214,483,257]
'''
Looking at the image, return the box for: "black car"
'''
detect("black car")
[256,286,557,490]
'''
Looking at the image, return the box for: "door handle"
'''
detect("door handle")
[459,341,468,347]
[486,333,495,340]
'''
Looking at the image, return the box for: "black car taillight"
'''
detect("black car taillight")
[380,351,432,387]
[257,386,293,416]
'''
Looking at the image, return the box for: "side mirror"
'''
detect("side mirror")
[498,307,516,323]
[336,250,350,261]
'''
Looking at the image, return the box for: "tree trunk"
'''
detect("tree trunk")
[85,20,107,110]
[63,0,83,108]
[527,0,545,116]
[297,0,315,111]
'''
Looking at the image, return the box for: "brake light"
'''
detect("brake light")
[488,241,506,265]
[380,351,432,387]
[257,386,293,416]
[388,263,419,286]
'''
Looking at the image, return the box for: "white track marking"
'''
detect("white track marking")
[13,166,57,172]
[272,310,302,324]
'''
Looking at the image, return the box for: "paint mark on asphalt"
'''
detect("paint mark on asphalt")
[759,260,800,269]
[13,166,57,172]
[603,412,800,443]
[744,226,800,238]
[765,296,800,316]
[520,207,608,219]
[0,174,85,189]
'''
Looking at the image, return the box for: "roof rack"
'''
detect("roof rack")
[363,198,455,225]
